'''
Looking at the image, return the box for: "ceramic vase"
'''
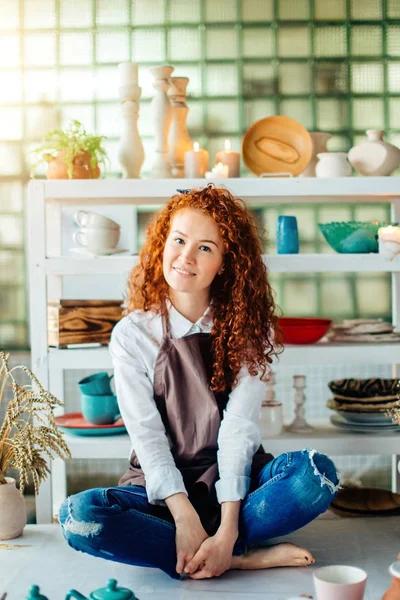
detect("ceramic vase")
[168,77,192,178]
[0,477,27,540]
[300,132,332,177]
[150,65,174,178]
[382,562,400,599]
[348,130,400,176]
[118,84,145,179]
[315,152,352,178]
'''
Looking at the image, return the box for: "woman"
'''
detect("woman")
[59,185,339,580]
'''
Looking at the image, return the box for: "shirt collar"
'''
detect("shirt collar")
[166,299,213,337]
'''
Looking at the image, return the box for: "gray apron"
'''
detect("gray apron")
[119,312,273,534]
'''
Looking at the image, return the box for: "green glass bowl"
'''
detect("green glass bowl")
[318,221,397,254]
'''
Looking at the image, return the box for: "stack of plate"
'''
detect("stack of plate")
[327,378,400,433]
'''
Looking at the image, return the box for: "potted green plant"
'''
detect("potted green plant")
[0,352,71,539]
[30,119,108,179]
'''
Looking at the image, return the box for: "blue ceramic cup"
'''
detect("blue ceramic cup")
[78,372,114,396]
[276,216,299,254]
[81,393,120,425]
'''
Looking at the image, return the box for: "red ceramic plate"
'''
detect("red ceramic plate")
[277,317,332,345]
[55,412,124,429]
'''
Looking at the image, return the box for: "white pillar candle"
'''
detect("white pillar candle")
[118,62,138,86]
[205,162,229,179]
[215,139,240,178]
[184,142,209,178]
[378,225,400,243]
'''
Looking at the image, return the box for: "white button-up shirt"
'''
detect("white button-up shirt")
[109,302,266,505]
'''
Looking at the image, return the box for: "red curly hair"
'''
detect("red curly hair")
[126,185,282,392]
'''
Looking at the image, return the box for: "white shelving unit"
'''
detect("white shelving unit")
[27,177,400,524]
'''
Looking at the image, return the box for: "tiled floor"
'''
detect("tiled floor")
[2,518,399,599]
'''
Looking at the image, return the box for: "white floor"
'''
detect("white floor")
[1,518,399,599]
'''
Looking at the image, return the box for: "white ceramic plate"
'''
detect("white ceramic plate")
[330,414,400,433]
[70,247,130,256]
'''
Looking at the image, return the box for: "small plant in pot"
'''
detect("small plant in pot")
[30,119,108,179]
[0,352,71,539]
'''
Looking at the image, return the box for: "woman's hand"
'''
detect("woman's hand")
[184,529,238,579]
[175,513,209,575]
[165,492,209,575]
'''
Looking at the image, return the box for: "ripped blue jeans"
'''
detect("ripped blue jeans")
[59,449,339,580]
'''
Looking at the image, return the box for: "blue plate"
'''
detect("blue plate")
[58,425,127,436]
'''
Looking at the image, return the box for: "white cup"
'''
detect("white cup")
[74,210,120,231]
[313,565,367,600]
[259,402,283,437]
[73,227,120,252]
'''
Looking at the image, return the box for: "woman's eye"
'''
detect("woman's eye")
[174,237,184,244]
[200,245,211,252]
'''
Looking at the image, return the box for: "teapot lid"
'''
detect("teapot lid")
[26,585,49,600]
[91,579,136,600]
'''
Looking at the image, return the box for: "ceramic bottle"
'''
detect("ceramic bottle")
[300,132,332,177]
[168,77,192,178]
[315,152,352,178]
[150,65,174,178]
[382,561,400,599]
[0,477,27,540]
[348,130,400,176]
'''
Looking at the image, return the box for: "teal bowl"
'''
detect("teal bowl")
[318,221,397,254]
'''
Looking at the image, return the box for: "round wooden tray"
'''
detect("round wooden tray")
[242,115,312,176]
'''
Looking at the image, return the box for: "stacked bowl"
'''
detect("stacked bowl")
[327,378,400,432]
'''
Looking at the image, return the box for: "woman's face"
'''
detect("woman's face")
[163,208,224,300]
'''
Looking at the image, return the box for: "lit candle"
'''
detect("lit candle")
[205,162,230,180]
[378,225,400,243]
[215,139,240,178]
[184,142,209,178]
[118,62,138,86]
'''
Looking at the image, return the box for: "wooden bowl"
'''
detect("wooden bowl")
[242,116,312,176]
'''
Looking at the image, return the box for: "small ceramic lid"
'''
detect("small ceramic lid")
[389,561,400,578]
[26,585,49,600]
[91,580,136,600]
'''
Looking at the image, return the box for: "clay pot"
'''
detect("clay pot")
[300,132,332,177]
[382,562,400,599]
[348,130,400,176]
[0,477,27,540]
[46,150,101,179]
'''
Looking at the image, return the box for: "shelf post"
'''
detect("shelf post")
[27,180,53,523]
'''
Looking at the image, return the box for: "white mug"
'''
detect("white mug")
[313,565,367,600]
[74,210,120,230]
[259,402,283,437]
[73,227,120,251]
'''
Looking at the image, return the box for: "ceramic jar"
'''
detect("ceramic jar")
[0,477,27,540]
[315,152,352,178]
[300,132,332,177]
[382,561,400,599]
[259,402,283,437]
[348,130,400,176]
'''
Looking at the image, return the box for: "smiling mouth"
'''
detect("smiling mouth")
[173,266,195,277]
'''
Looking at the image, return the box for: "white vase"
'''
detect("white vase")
[150,65,174,179]
[299,132,332,177]
[348,130,400,176]
[315,152,352,178]
[168,77,192,178]
[0,477,27,540]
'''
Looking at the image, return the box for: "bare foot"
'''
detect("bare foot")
[231,542,315,571]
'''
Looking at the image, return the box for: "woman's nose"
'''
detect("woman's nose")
[180,245,195,262]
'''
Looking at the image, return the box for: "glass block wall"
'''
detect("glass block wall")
[0,0,399,348]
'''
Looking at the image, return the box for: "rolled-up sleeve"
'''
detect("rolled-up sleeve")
[109,319,187,505]
[215,364,265,503]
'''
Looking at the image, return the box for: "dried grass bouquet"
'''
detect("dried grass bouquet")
[0,351,71,494]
